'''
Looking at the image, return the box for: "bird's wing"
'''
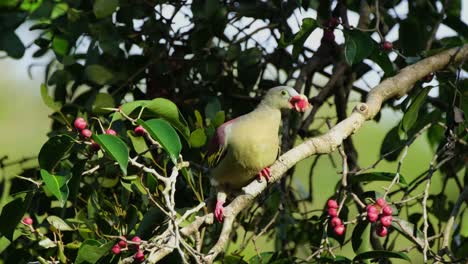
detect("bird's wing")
[206,117,239,168]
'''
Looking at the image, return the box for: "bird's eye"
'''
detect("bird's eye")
[281,90,287,96]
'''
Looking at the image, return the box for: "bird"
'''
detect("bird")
[207,86,310,222]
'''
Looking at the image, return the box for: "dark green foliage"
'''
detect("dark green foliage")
[0,0,466,263]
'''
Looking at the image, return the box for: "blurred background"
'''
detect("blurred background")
[0,0,467,262]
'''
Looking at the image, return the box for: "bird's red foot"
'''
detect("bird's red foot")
[258,167,271,182]
[215,200,224,222]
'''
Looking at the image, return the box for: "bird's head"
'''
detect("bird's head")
[262,86,310,112]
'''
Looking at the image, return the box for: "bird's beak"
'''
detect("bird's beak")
[289,95,310,112]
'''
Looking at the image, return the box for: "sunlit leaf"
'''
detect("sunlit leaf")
[92,134,129,174]
[138,119,182,164]
[190,128,207,148]
[40,169,71,208]
[40,83,62,111]
[47,215,73,231]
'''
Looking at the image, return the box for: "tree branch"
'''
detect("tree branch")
[146,44,468,263]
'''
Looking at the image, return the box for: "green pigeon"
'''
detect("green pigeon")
[207,86,310,222]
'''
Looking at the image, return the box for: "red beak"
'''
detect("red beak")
[289,95,310,112]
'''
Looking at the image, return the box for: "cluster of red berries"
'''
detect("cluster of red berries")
[74,117,147,150]
[327,199,345,236]
[74,117,92,138]
[111,236,145,262]
[366,198,393,237]
[322,17,340,43]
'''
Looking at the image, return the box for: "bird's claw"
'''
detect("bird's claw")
[215,200,224,222]
[258,167,271,182]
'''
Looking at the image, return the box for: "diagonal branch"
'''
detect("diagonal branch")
[147,44,468,263]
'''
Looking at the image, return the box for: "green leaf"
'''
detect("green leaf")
[93,93,115,114]
[392,217,424,247]
[51,2,68,19]
[249,252,275,264]
[84,64,114,85]
[138,119,182,164]
[354,250,411,262]
[350,172,407,186]
[145,98,190,141]
[92,134,129,174]
[344,29,375,65]
[127,131,148,154]
[291,18,318,58]
[75,240,114,264]
[111,100,148,123]
[47,215,73,231]
[40,83,62,111]
[380,125,405,161]
[0,194,31,240]
[399,87,431,139]
[0,31,25,59]
[38,135,74,172]
[93,0,118,18]
[52,36,69,58]
[38,237,56,248]
[40,169,71,208]
[189,128,207,148]
[205,97,221,120]
[194,110,204,128]
[0,236,11,254]
[352,221,371,254]
[212,111,225,127]
[460,209,468,237]
[222,255,248,264]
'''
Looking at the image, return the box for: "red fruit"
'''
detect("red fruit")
[423,72,434,82]
[90,140,100,151]
[22,217,33,225]
[380,215,393,227]
[382,41,393,51]
[322,29,335,43]
[106,129,117,136]
[330,217,342,227]
[327,199,339,209]
[377,225,388,237]
[118,240,127,248]
[326,17,340,28]
[382,206,393,216]
[328,208,338,217]
[334,225,345,236]
[368,212,379,223]
[81,129,92,138]
[134,249,145,262]
[111,245,121,255]
[376,198,387,207]
[74,117,87,130]
[131,236,141,244]
[134,126,146,136]
[367,205,378,214]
